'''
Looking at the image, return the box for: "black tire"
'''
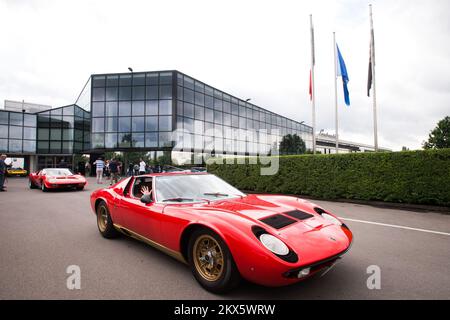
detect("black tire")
[29,180,36,189]
[188,228,240,293]
[96,201,120,239]
[41,183,48,192]
[76,186,84,191]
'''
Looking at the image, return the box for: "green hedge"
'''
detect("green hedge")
[207,149,450,207]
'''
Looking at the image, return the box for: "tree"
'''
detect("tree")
[279,134,306,155]
[423,116,450,149]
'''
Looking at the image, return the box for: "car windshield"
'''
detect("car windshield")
[155,174,245,203]
[42,168,74,176]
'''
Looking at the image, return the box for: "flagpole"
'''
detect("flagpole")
[333,32,339,153]
[370,4,378,152]
[310,14,316,154]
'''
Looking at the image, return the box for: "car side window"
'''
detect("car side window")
[132,177,153,199]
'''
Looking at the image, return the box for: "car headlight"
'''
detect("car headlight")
[259,234,290,256]
[321,213,342,226]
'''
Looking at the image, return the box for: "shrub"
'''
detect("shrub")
[207,149,450,206]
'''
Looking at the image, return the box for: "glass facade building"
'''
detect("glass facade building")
[0,70,313,171]
[76,70,313,156]
[0,110,37,154]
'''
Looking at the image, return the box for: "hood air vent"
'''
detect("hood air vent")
[259,214,296,229]
[284,210,314,221]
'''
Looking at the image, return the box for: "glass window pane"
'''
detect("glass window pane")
[205,86,214,96]
[223,101,231,114]
[195,106,204,120]
[50,141,61,153]
[133,73,146,86]
[118,133,132,147]
[146,116,158,131]
[146,73,159,85]
[9,139,22,152]
[132,133,145,147]
[0,112,8,124]
[105,87,118,101]
[183,117,193,132]
[119,75,132,86]
[145,100,158,115]
[92,87,105,101]
[38,128,49,140]
[159,85,172,99]
[92,118,104,133]
[132,117,145,132]
[105,133,118,148]
[105,101,118,116]
[214,98,222,111]
[133,86,145,100]
[184,76,194,89]
[118,117,131,132]
[159,132,173,147]
[92,76,105,87]
[50,128,62,140]
[183,103,194,118]
[119,86,132,100]
[10,113,23,126]
[24,127,36,139]
[205,108,213,122]
[105,117,118,132]
[106,75,119,87]
[159,100,172,115]
[62,129,73,140]
[9,126,22,139]
[145,132,158,147]
[37,140,48,153]
[183,88,194,103]
[132,101,145,116]
[92,102,105,117]
[23,140,36,153]
[0,125,7,138]
[146,86,158,99]
[195,92,204,106]
[118,101,131,116]
[195,81,204,93]
[159,116,172,131]
[214,111,222,124]
[205,95,213,108]
[62,141,73,153]
[23,114,37,127]
[92,134,104,148]
[159,72,172,84]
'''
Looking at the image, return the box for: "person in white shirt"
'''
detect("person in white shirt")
[139,158,146,175]
[93,157,105,184]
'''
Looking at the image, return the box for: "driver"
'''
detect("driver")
[141,185,152,203]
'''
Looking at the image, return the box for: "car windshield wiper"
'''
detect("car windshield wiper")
[162,197,195,202]
[203,192,230,197]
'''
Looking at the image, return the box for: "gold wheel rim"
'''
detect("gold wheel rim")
[97,206,108,232]
[193,235,224,282]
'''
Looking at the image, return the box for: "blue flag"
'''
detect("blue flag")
[336,44,350,106]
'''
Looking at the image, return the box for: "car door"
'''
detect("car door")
[117,177,163,245]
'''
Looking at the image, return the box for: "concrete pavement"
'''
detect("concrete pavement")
[0,177,449,299]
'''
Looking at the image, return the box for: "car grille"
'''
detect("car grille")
[259,214,297,229]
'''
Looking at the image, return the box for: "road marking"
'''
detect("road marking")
[339,217,450,236]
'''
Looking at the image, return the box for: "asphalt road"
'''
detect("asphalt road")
[1,177,449,299]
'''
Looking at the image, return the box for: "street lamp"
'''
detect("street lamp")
[128,67,133,73]
[245,98,251,102]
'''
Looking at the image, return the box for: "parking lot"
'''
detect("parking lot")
[1,176,449,299]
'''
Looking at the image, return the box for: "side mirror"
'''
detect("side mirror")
[140,194,153,204]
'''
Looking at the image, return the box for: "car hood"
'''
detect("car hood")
[167,194,351,264]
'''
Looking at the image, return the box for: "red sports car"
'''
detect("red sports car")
[29,168,87,191]
[90,172,353,293]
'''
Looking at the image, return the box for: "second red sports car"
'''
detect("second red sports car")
[29,168,87,191]
[90,172,353,293]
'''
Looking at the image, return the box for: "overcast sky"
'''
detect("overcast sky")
[1,0,449,151]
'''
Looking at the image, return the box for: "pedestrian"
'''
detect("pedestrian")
[139,158,146,175]
[109,158,119,186]
[133,163,139,176]
[0,154,8,192]
[127,163,134,177]
[93,157,105,184]
[105,160,110,180]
